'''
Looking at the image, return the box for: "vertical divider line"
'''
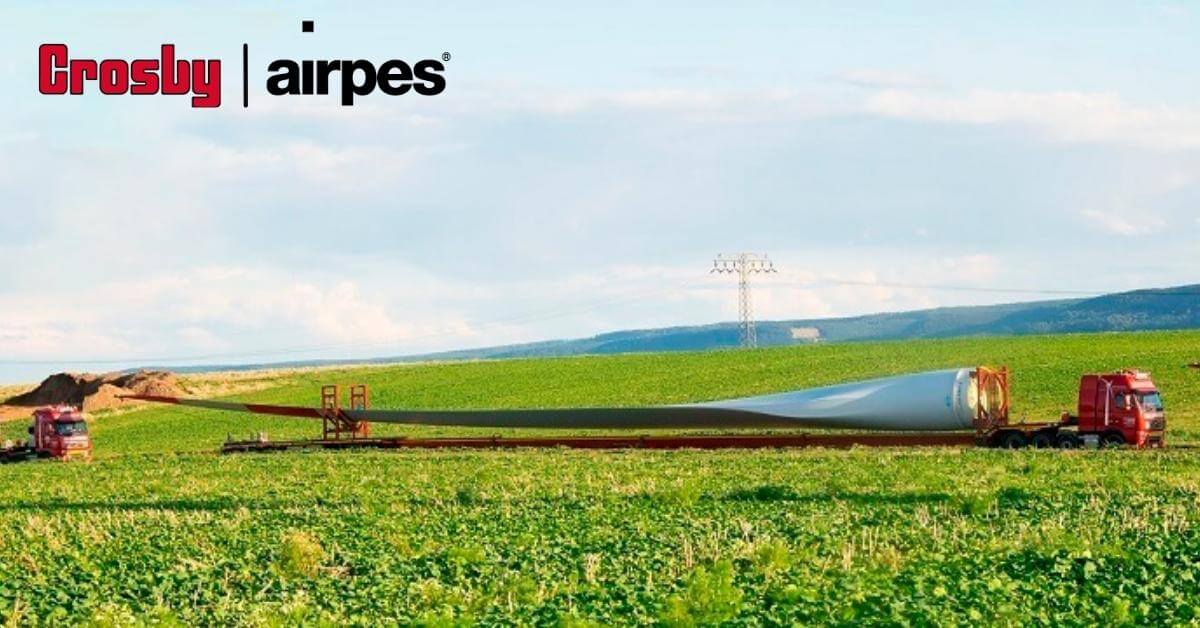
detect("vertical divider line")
[242,44,249,108]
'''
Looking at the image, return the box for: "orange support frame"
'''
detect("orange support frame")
[972,366,1010,433]
[320,384,371,440]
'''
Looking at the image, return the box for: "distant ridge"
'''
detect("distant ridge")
[162,284,1199,374]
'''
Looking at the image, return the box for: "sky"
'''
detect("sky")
[0,1,1197,383]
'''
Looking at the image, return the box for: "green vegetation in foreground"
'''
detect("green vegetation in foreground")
[1,330,1199,624]
[4,450,1200,624]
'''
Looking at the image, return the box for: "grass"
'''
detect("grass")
[1,330,1199,624]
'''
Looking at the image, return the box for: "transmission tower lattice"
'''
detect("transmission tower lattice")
[711,253,777,349]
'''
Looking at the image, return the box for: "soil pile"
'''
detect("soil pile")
[4,371,185,412]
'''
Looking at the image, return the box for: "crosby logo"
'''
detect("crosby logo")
[37,20,447,109]
[39,44,221,107]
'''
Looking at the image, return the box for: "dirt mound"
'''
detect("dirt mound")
[4,370,185,412]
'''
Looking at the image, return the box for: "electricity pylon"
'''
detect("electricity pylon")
[711,253,777,349]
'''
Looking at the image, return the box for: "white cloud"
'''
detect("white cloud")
[174,140,427,190]
[1079,209,1167,236]
[1157,4,1191,18]
[828,69,938,90]
[235,98,445,127]
[0,322,133,362]
[0,267,442,364]
[441,85,835,123]
[865,89,1200,150]
[175,326,230,352]
[0,131,37,144]
[287,281,412,343]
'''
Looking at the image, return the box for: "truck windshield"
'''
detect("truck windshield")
[53,421,88,436]
[1139,393,1164,412]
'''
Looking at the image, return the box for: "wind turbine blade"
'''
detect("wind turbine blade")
[118,395,324,419]
[121,367,999,432]
[344,406,796,429]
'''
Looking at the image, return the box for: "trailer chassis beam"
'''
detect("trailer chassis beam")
[220,432,976,453]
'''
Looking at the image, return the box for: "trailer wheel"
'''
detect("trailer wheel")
[1056,433,1080,449]
[998,432,1028,449]
[1102,432,1126,449]
[1031,432,1055,449]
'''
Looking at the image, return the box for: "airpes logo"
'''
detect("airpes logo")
[38,20,448,108]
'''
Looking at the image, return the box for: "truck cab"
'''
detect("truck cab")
[981,368,1165,449]
[1077,371,1164,448]
[29,406,92,461]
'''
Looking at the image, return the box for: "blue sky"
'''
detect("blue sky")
[1,1,1197,383]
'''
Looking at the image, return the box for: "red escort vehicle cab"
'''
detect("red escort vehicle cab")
[0,405,92,462]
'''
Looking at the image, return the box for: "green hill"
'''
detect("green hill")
[155,284,1200,374]
[435,284,1200,359]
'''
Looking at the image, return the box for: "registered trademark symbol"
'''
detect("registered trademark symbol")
[442,52,451,62]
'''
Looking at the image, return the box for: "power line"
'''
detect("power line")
[768,277,1200,297]
[770,278,1102,296]
[711,253,777,348]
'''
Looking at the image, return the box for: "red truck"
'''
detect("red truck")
[978,370,1165,449]
[0,405,92,462]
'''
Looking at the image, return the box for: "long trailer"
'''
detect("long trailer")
[218,432,978,453]
[120,366,1166,453]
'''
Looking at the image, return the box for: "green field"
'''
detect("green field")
[2,330,1200,624]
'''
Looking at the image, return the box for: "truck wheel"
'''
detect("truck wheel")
[1031,432,1055,449]
[1056,434,1080,449]
[1102,433,1125,448]
[998,432,1028,449]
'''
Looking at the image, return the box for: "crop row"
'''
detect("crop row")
[2,448,1200,624]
